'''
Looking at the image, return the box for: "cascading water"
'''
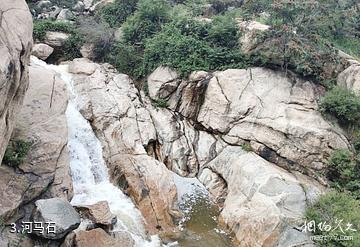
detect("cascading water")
[30,57,161,247]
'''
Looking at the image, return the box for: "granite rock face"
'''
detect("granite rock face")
[68,59,182,237]
[0,0,33,162]
[65,60,344,246]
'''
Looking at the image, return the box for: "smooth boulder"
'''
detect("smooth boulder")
[32,198,80,239]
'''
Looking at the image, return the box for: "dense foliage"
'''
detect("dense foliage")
[320,87,360,125]
[305,191,360,247]
[327,150,360,199]
[3,140,32,167]
[98,0,138,28]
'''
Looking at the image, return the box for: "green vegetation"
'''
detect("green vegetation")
[153,98,169,108]
[327,150,360,199]
[320,87,360,125]
[33,20,73,41]
[3,140,32,167]
[122,0,171,46]
[98,0,138,28]
[306,191,360,247]
[241,143,253,152]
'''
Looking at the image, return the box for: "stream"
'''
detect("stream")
[31,57,233,247]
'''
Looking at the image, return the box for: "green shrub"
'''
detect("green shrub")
[206,13,239,48]
[305,191,360,247]
[33,20,73,41]
[328,150,355,186]
[139,13,249,77]
[141,27,214,77]
[327,149,360,199]
[353,131,360,153]
[320,87,360,125]
[122,0,171,45]
[63,33,84,60]
[241,143,253,152]
[153,98,169,108]
[98,0,138,28]
[103,42,142,77]
[3,140,32,167]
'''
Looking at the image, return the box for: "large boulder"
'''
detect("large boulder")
[202,146,319,247]
[338,62,360,95]
[44,31,70,47]
[0,0,33,162]
[64,60,348,245]
[237,20,270,53]
[76,201,117,230]
[32,198,80,239]
[32,43,54,60]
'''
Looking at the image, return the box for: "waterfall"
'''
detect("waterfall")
[30,57,161,247]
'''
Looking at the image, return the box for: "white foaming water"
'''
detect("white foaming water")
[30,57,161,247]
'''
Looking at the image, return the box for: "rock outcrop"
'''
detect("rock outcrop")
[158,68,349,181]
[0,0,33,162]
[64,59,346,246]
[68,59,182,237]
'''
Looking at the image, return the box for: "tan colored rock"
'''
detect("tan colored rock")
[69,58,98,75]
[69,61,182,236]
[12,58,73,201]
[44,31,70,47]
[205,146,320,247]
[74,228,134,247]
[237,20,270,53]
[338,63,360,95]
[147,66,179,99]
[197,68,349,178]
[32,43,54,60]
[80,43,94,59]
[0,0,33,162]
[76,201,117,228]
